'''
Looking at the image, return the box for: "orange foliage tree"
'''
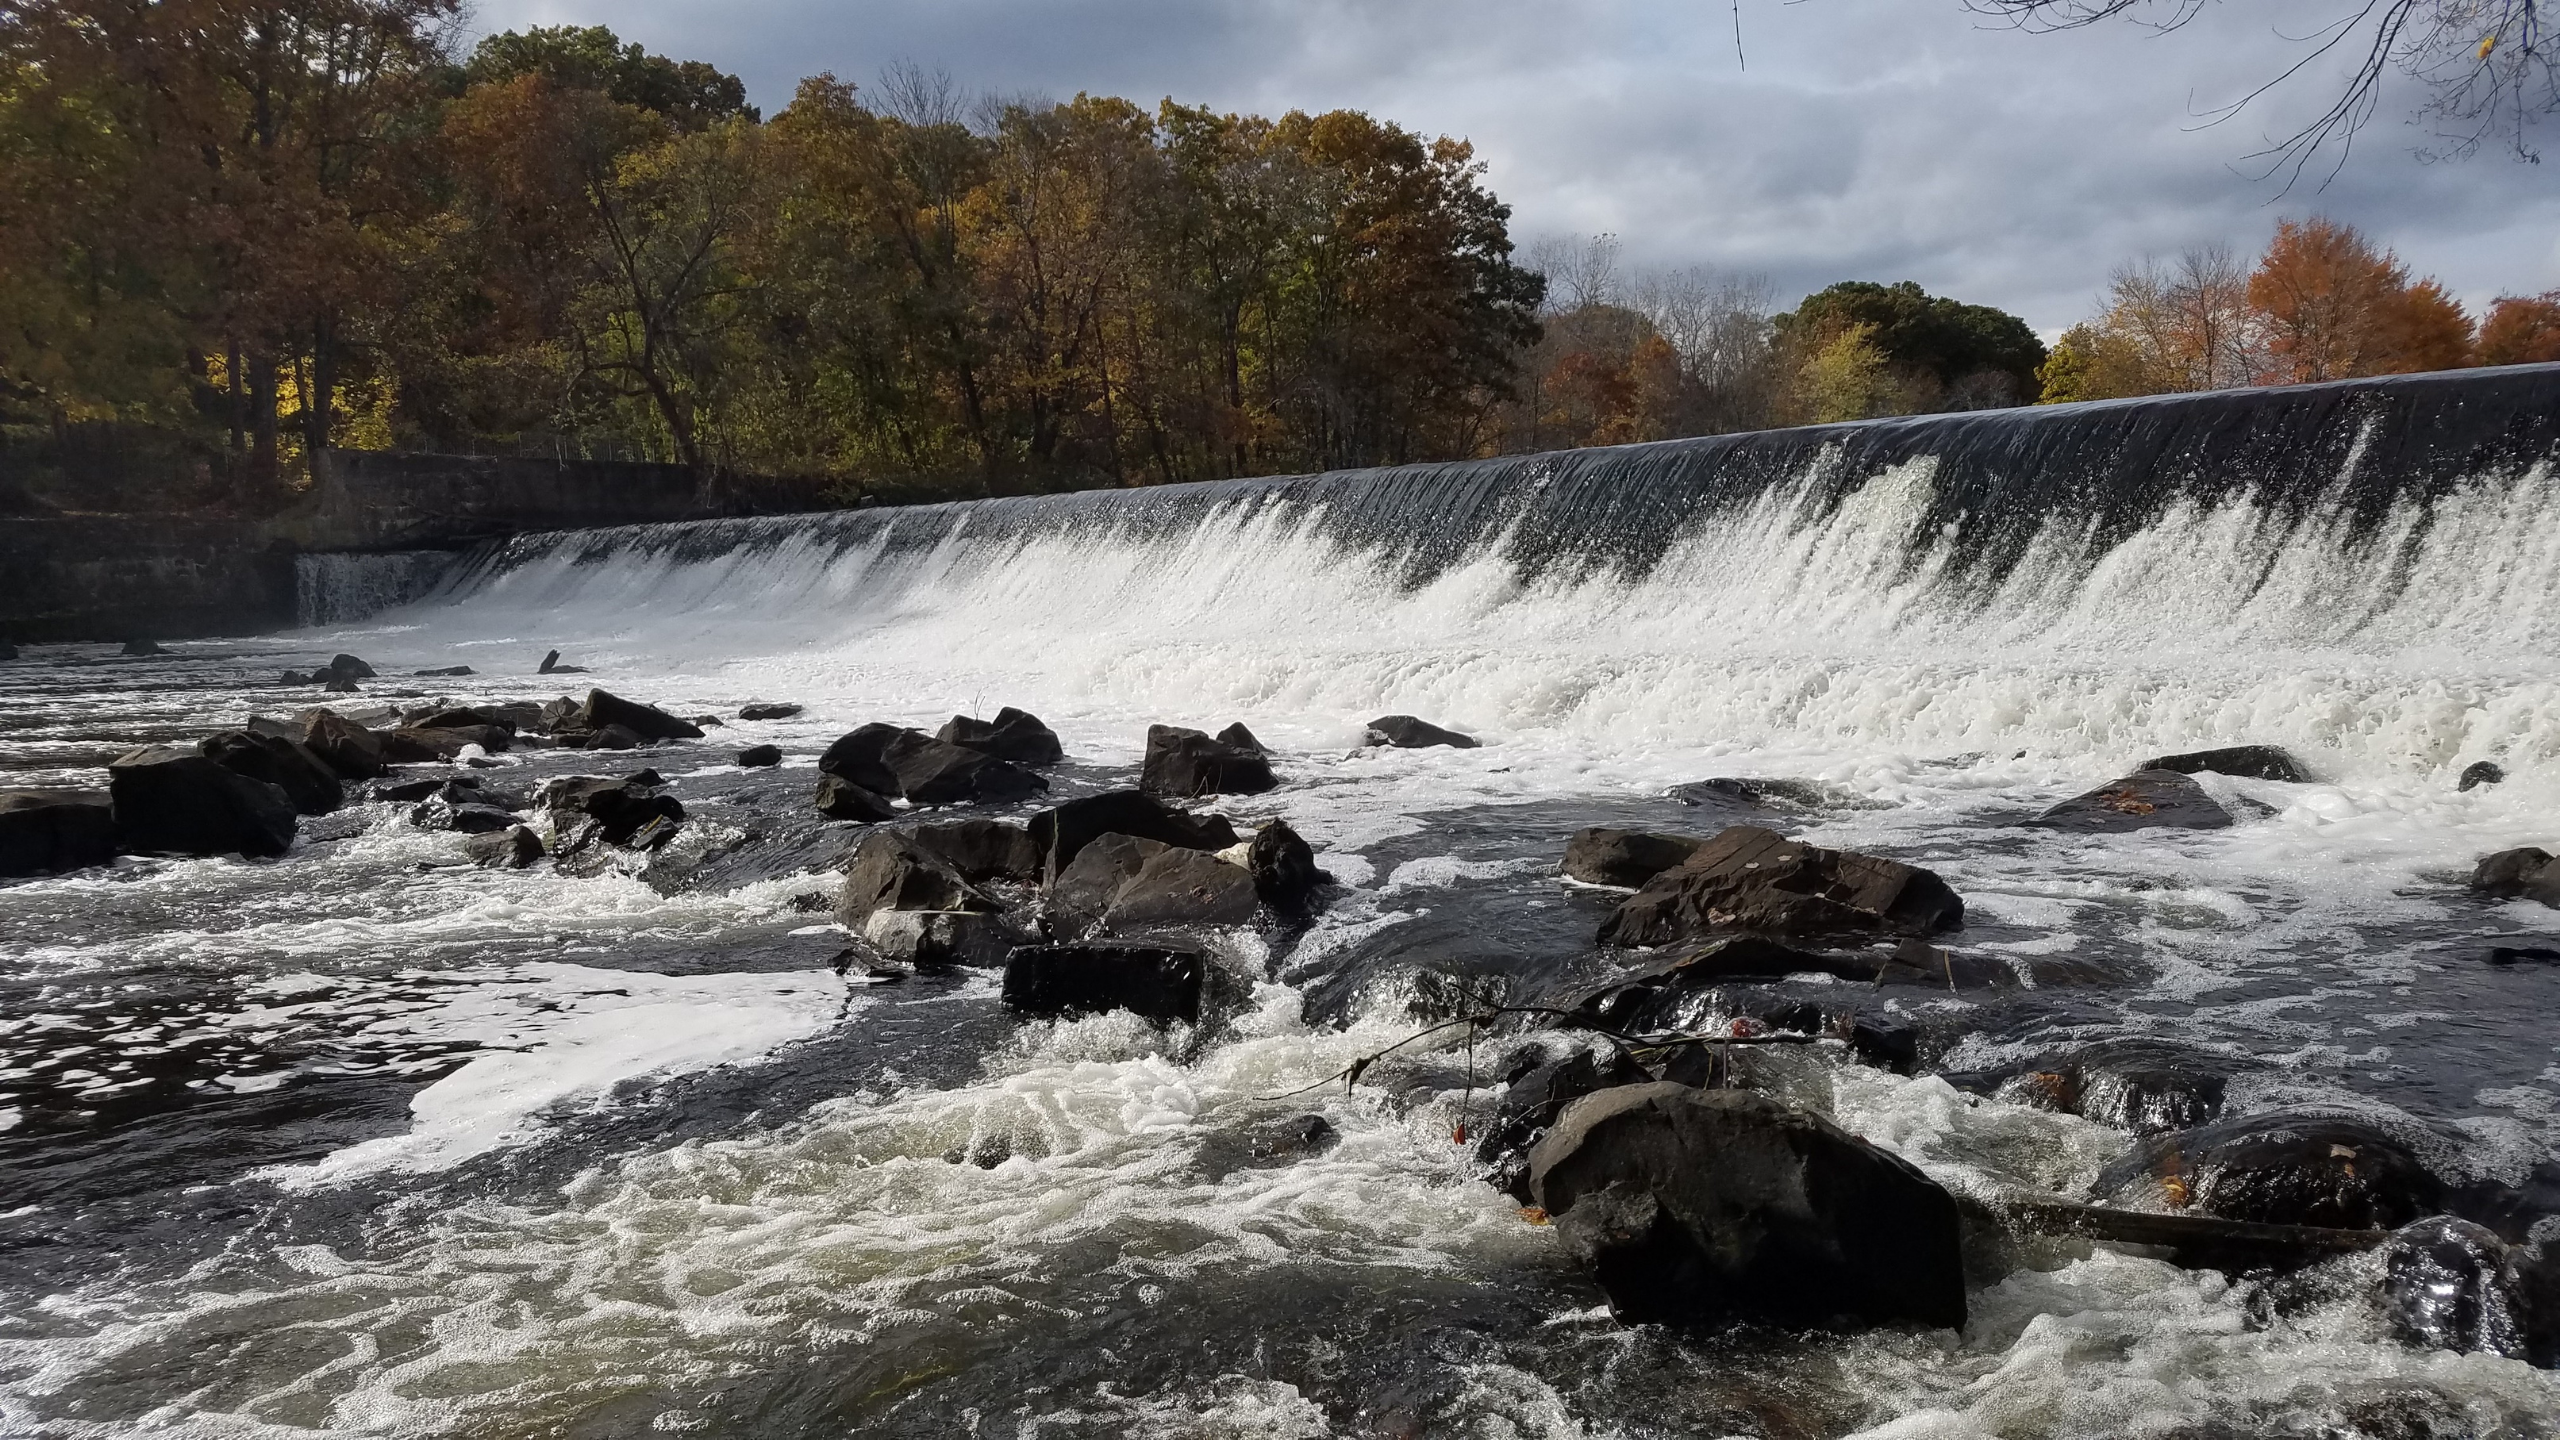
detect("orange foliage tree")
[2478,291,2560,365]
[2246,218,2475,382]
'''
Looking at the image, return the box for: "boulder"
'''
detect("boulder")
[2092,1113,2447,1230]
[579,689,703,742]
[2383,1216,2535,1360]
[107,746,297,859]
[583,724,644,750]
[1476,1048,1650,1200]
[1025,790,1240,884]
[738,702,803,721]
[1215,722,1267,755]
[1141,724,1277,797]
[545,776,686,851]
[1563,827,1709,888]
[538,649,588,675]
[936,706,1064,766]
[298,711,385,780]
[859,907,1025,968]
[1597,825,1963,947]
[2136,745,2308,783]
[2472,847,2560,904]
[907,818,1042,882]
[1248,819,1326,914]
[1995,1038,2235,1137]
[464,824,546,869]
[120,639,168,656]
[1527,1084,1966,1330]
[883,729,1048,805]
[737,744,783,768]
[536,696,584,733]
[817,722,907,796]
[413,665,474,677]
[835,830,998,928]
[1052,833,1260,932]
[2029,770,2233,832]
[814,775,897,823]
[0,790,117,877]
[199,730,343,815]
[1002,942,1206,1023]
[278,670,308,686]
[1364,715,1478,750]
[2459,761,2507,792]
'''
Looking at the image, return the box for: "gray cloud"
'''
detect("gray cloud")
[472,0,2560,331]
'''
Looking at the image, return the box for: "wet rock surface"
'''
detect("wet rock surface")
[935,706,1063,766]
[0,789,116,877]
[1140,724,1277,797]
[106,746,298,858]
[1596,825,1964,946]
[1561,826,1708,888]
[1051,833,1260,934]
[1002,942,1206,1022]
[2137,744,2310,783]
[199,730,343,815]
[2029,769,2233,832]
[1026,789,1240,883]
[2092,1112,2448,1230]
[1365,715,1478,749]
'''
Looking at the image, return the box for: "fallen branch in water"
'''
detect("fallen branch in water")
[1957,1191,2386,1271]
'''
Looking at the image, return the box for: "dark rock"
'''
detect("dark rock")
[835,830,998,928]
[908,818,1042,882]
[536,696,583,733]
[936,706,1064,766]
[2093,1113,2447,1230]
[1528,1084,1966,1329]
[372,776,466,803]
[1997,1038,2236,1136]
[278,670,308,685]
[1563,827,1708,888]
[411,798,521,834]
[1002,942,1206,1023]
[199,730,343,815]
[1597,825,1963,947]
[1025,790,1240,884]
[323,675,361,693]
[538,649,588,675]
[856,908,1026,968]
[883,729,1048,805]
[1850,1017,1922,1075]
[2472,847,2560,903]
[1248,819,1325,914]
[1141,724,1277,797]
[2488,946,2560,966]
[1364,715,1478,749]
[1476,1048,1650,1200]
[2459,761,2507,792]
[120,639,168,656]
[2383,1216,2535,1360]
[413,665,475,677]
[814,775,897,823]
[107,746,297,859]
[579,689,703,742]
[817,722,906,796]
[298,710,386,780]
[378,726,493,763]
[307,653,373,682]
[738,702,803,721]
[2029,770,2233,832]
[2137,745,2309,783]
[1053,833,1260,933]
[1215,722,1266,754]
[737,744,783,768]
[410,707,517,734]
[464,824,546,869]
[1242,1113,1339,1164]
[0,789,117,877]
[545,776,686,851]
[1665,777,1835,809]
[582,724,644,751]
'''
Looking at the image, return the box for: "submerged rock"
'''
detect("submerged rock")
[936,706,1064,766]
[1596,825,1963,947]
[2137,744,2309,783]
[738,702,803,721]
[2459,761,2507,792]
[119,639,168,657]
[884,729,1047,805]
[1364,715,1477,749]
[1528,1084,1967,1330]
[1563,827,1709,888]
[2092,1112,2447,1230]
[410,794,521,834]
[2383,1216,2536,1360]
[1664,777,1838,809]
[835,830,998,928]
[1002,942,1206,1022]
[2028,770,2232,833]
[107,746,297,858]
[0,789,116,877]
[737,744,783,768]
[1141,724,1276,797]
[1995,1037,2238,1136]
[579,689,703,742]
[1026,790,1239,884]
[413,664,474,677]
[814,774,897,823]
[200,730,343,815]
[1053,833,1260,933]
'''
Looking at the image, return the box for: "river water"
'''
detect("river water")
[7,381,2560,1436]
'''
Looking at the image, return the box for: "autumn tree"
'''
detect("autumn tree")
[2478,290,2560,365]
[2248,217,2474,382]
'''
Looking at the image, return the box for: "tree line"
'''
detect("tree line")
[1,4,2550,513]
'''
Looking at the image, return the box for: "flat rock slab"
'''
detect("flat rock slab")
[2029,770,2232,833]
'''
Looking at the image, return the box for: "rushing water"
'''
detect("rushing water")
[8,372,2560,1437]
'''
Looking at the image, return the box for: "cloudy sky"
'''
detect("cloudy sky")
[469,0,2560,333]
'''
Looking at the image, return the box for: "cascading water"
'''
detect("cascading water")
[6,366,2560,1438]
